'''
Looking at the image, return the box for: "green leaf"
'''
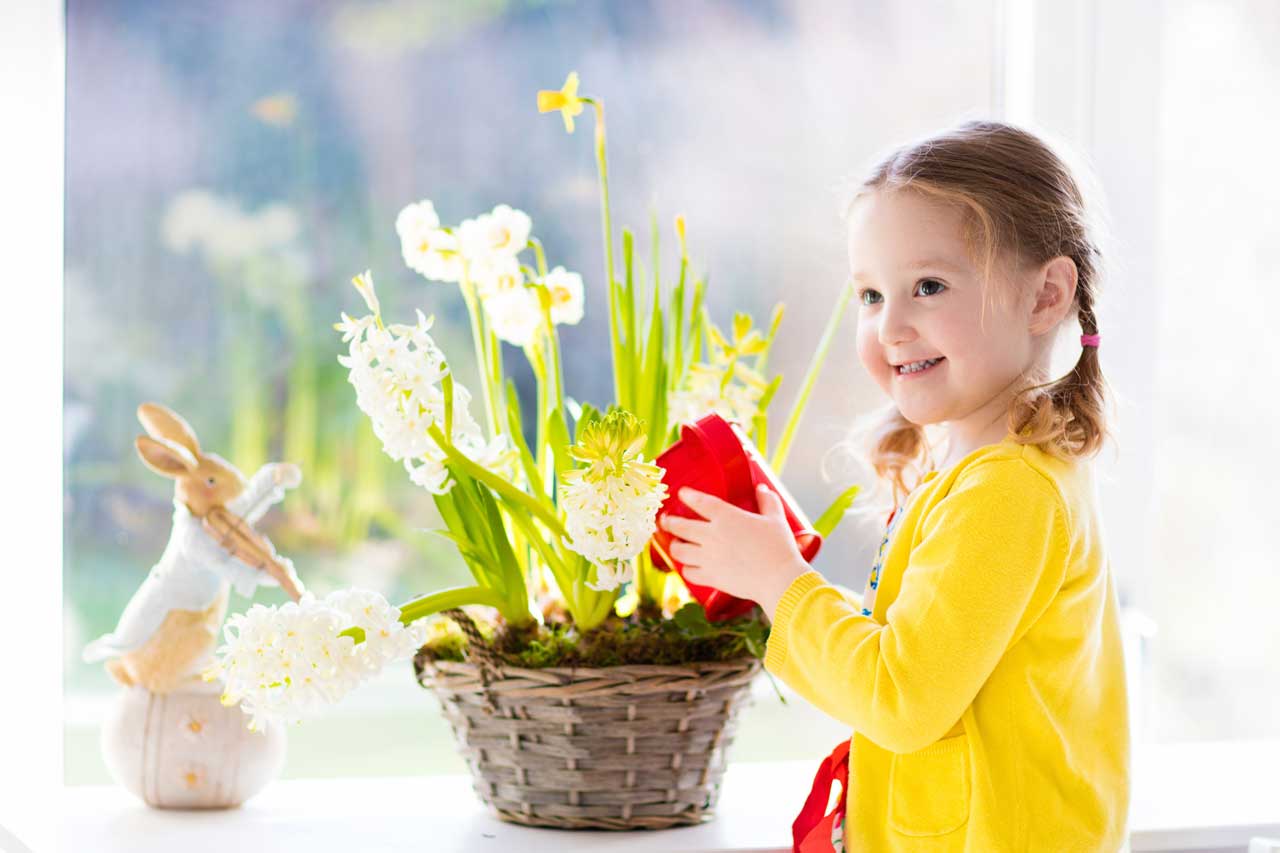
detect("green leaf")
[718,356,737,396]
[771,281,854,475]
[639,283,665,449]
[441,364,455,438]
[669,260,687,388]
[506,379,546,498]
[477,481,524,601]
[574,402,602,442]
[504,508,574,598]
[751,412,767,451]
[650,209,660,300]
[420,519,507,596]
[686,280,707,367]
[565,396,582,422]
[755,302,785,373]
[396,585,514,625]
[673,601,714,637]
[622,229,638,404]
[546,406,573,482]
[813,483,863,538]
[757,374,784,413]
[428,423,568,540]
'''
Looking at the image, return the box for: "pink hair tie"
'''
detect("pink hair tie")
[1080,334,1101,348]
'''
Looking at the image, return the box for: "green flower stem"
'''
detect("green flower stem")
[427,423,568,541]
[459,270,502,438]
[575,576,618,631]
[395,585,513,625]
[633,548,648,603]
[526,238,568,498]
[636,547,667,608]
[486,322,505,434]
[582,96,624,406]
[770,280,854,474]
[521,337,550,496]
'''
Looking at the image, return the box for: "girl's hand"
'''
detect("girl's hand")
[661,484,811,621]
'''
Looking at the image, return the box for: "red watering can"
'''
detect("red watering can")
[650,412,822,621]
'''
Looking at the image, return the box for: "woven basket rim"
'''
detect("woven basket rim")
[417,655,762,680]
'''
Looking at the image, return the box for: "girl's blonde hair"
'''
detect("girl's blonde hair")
[829,120,1116,516]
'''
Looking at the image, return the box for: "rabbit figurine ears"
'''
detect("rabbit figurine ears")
[134,403,254,519]
[135,403,203,477]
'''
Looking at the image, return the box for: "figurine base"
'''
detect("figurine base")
[100,679,286,809]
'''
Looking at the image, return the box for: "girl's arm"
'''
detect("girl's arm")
[764,458,1068,754]
[832,583,864,611]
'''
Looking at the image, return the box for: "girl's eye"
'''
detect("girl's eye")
[857,279,946,306]
[207,477,216,486]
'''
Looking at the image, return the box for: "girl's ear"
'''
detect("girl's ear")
[1028,255,1079,336]
[135,435,198,478]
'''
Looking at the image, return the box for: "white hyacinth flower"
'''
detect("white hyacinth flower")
[541,266,584,326]
[336,272,519,493]
[458,204,532,260]
[205,589,428,731]
[351,269,380,315]
[396,199,463,283]
[559,410,668,591]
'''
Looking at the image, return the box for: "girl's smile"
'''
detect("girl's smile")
[893,356,946,378]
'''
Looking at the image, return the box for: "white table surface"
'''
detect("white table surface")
[61,741,1280,853]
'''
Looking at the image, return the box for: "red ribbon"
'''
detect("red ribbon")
[793,738,851,852]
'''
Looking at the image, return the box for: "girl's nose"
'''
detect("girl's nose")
[878,302,916,348]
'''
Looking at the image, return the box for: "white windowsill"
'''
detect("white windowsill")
[61,740,1280,852]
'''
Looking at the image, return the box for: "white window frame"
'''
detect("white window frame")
[997,0,1165,749]
[2,1,64,851]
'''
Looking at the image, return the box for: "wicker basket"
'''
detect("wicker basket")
[413,608,762,830]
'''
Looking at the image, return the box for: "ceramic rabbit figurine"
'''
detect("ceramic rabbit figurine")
[83,402,306,694]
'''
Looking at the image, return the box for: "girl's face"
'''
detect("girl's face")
[847,189,1036,441]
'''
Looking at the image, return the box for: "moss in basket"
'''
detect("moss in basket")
[419,602,770,668]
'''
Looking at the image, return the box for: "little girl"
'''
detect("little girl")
[661,121,1130,852]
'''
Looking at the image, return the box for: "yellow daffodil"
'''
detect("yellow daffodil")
[250,92,298,127]
[537,71,585,133]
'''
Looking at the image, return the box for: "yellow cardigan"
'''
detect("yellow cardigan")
[765,436,1130,851]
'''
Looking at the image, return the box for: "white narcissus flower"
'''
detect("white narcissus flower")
[396,200,463,283]
[162,189,301,263]
[541,266,584,326]
[559,410,668,591]
[205,589,428,731]
[668,361,764,430]
[336,272,520,493]
[458,204,532,260]
[469,253,524,301]
[483,286,545,348]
